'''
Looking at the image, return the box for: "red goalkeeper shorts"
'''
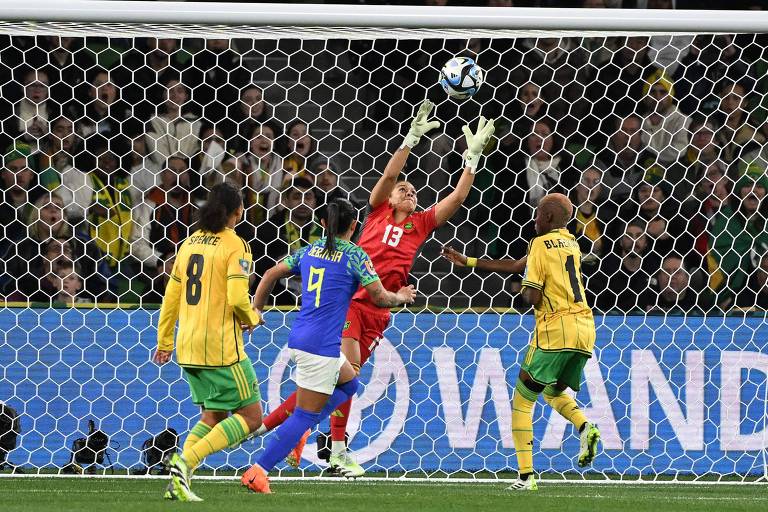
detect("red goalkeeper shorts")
[342,300,391,365]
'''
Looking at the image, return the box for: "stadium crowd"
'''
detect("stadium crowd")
[0,1,767,313]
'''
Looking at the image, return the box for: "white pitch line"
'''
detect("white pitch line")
[1,475,766,487]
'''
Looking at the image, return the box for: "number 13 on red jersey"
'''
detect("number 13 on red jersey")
[382,224,403,247]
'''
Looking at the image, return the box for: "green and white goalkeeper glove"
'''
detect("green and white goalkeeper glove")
[401,99,441,149]
[462,116,495,173]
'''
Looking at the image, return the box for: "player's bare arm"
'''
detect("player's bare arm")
[370,99,440,208]
[364,280,417,308]
[441,245,527,274]
[434,117,495,227]
[252,262,293,319]
[521,287,542,307]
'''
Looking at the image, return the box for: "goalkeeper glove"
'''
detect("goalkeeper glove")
[401,99,441,149]
[462,116,495,173]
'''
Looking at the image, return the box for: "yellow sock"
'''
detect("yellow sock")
[511,379,538,476]
[543,385,588,432]
[183,422,213,455]
[183,414,249,470]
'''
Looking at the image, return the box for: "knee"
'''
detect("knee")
[542,385,561,399]
[237,409,263,433]
[517,375,544,395]
[339,376,359,396]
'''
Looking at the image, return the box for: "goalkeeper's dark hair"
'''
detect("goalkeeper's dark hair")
[324,198,356,255]
[197,183,242,234]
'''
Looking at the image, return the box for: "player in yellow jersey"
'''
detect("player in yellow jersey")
[153,183,263,502]
[441,193,600,491]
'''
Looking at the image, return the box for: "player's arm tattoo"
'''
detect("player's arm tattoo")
[365,281,404,308]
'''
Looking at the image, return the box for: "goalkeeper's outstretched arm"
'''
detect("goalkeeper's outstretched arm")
[370,99,440,208]
[441,245,527,274]
[433,117,495,227]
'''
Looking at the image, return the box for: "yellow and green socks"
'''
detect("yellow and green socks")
[543,385,588,433]
[183,421,212,456]
[183,414,249,470]
[511,379,538,476]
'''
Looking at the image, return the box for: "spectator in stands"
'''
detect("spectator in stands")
[220,121,285,215]
[188,39,247,126]
[687,161,731,270]
[496,118,568,258]
[127,135,160,204]
[45,37,96,116]
[26,192,70,246]
[592,36,659,120]
[739,250,768,309]
[310,155,356,208]
[665,115,719,203]
[42,116,80,182]
[501,82,566,154]
[510,118,566,210]
[641,70,690,165]
[597,114,654,203]
[2,68,58,151]
[3,193,71,300]
[673,34,751,117]
[0,143,50,232]
[616,167,694,257]
[197,124,228,179]
[75,68,130,146]
[50,262,88,306]
[143,251,176,305]
[707,166,768,310]
[146,155,196,257]
[225,85,273,146]
[39,235,104,300]
[117,38,189,119]
[647,253,701,314]
[57,141,157,296]
[569,166,614,262]
[253,177,323,304]
[589,219,656,313]
[514,38,591,139]
[146,76,202,167]
[281,119,316,177]
[713,80,765,167]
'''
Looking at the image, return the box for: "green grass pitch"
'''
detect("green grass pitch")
[1,477,766,512]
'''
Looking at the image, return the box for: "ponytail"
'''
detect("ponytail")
[196,183,243,233]
[324,202,339,255]
[322,198,356,255]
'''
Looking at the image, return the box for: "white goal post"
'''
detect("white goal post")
[0,1,766,483]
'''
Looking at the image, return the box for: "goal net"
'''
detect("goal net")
[0,2,767,482]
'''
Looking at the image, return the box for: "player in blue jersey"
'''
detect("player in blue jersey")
[241,198,416,493]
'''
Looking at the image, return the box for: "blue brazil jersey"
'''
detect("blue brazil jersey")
[284,238,380,357]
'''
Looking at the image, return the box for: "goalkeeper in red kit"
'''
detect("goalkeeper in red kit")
[250,100,495,476]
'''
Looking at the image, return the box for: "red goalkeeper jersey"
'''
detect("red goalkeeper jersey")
[351,201,437,307]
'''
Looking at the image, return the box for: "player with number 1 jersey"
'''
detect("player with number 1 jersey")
[254,100,496,477]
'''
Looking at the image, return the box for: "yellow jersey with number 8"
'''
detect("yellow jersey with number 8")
[521,228,596,355]
[157,228,259,367]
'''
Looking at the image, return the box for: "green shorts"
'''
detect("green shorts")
[182,358,261,412]
[520,346,590,391]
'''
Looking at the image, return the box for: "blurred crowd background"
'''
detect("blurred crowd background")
[1,0,768,313]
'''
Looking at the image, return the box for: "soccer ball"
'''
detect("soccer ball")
[439,57,484,100]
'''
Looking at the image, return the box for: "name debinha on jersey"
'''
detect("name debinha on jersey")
[188,234,221,246]
[543,238,579,250]
[308,245,343,263]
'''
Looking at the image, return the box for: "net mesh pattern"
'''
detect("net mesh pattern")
[0,27,767,479]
